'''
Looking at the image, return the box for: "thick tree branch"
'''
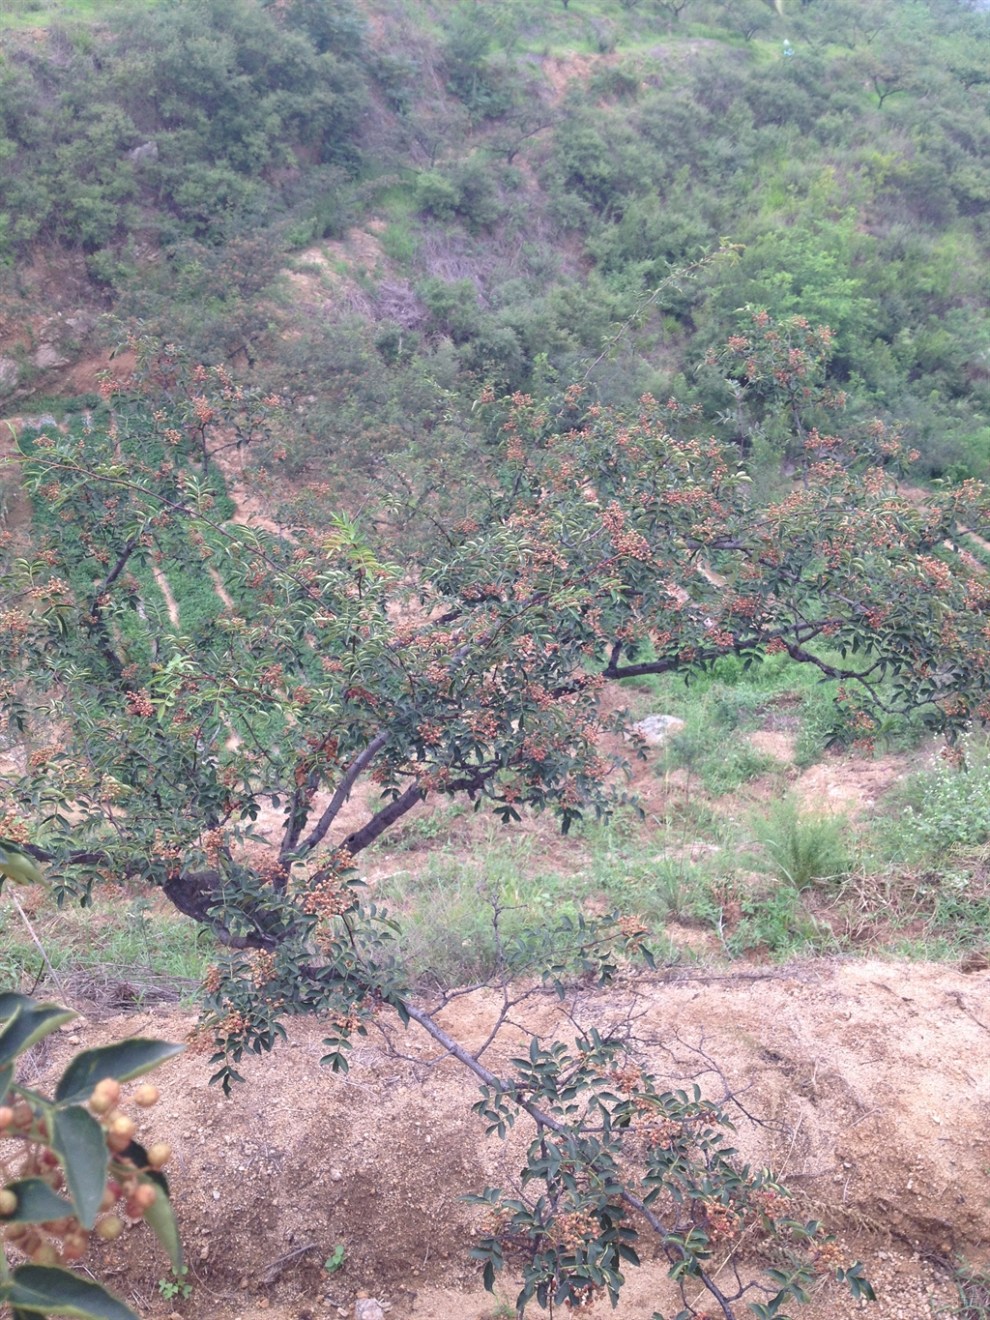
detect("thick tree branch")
[22,844,277,950]
[294,731,390,858]
[160,868,294,950]
[598,618,895,685]
[93,531,142,599]
[331,766,497,862]
[782,641,881,681]
[339,781,426,857]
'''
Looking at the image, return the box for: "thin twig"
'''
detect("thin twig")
[8,890,64,998]
[261,1241,319,1285]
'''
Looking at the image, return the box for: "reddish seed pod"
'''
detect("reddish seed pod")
[106,1113,138,1154]
[89,1079,122,1115]
[146,1142,172,1169]
[132,1084,160,1108]
[108,1114,137,1141]
[62,1232,88,1262]
[0,1189,18,1217]
[0,1106,15,1130]
[11,1101,33,1130]
[131,1184,157,1212]
[123,1182,158,1222]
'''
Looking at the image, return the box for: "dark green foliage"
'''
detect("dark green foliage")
[442,3,516,121]
[280,0,367,58]
[1,0,987,480]
[0,977,182,1320]
[0,0,368,258]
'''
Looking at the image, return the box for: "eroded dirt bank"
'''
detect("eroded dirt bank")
[28,957,989,1320]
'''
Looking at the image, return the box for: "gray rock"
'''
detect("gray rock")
[354,1299,386,1320]
[33,344,70,370]
[0,357,19,394]
[631,714,686,745]
[128,140,159,163]
[65,312,97,335]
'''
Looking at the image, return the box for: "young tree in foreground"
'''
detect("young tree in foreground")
[1,334,986,1315]
[0,845,182,1320]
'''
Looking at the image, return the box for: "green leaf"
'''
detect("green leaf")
[0,1265,140,1319]
[141,1174,183,1273]
[55,1039,184,1104]
[0,1060,14,1103]
[0,994,37,1022]
[0,1003,76,1067]
[837,1262,876,1301]
[320,1049,350,1074]
[0,840,45,887]
[50,1107,108,1229]
[1,1178,74,1224]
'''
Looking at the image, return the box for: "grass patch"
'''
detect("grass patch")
[0,888,207,1004]
[945,1258,990,1320]
[750,798,849,891]
[725,884,833,961]
[620,648,928,773]
[373,814,717,987]
[376,844,587,987]
[0,0,158,29]
[369,714,989,975]
[378,218,420,264]
[580,810,729,926]
[660,725,780,796]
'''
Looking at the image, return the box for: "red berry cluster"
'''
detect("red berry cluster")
[0,1078,171,1267]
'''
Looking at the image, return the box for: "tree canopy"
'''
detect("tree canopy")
[0,329,986,1315]
[2,326,986,975]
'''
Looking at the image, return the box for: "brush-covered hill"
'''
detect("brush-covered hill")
[1,0,988,495]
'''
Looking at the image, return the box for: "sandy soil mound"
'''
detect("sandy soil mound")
[30,958,988,1320]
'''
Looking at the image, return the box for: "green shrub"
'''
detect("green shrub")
[415,170,460,221]
[752,798,849,891]
[894,749,990,857]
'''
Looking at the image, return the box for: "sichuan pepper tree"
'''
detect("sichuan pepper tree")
[1,335,986,1316]
[0,843,182,1320]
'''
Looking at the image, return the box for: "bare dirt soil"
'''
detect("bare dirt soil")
[30,957,988,1320]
